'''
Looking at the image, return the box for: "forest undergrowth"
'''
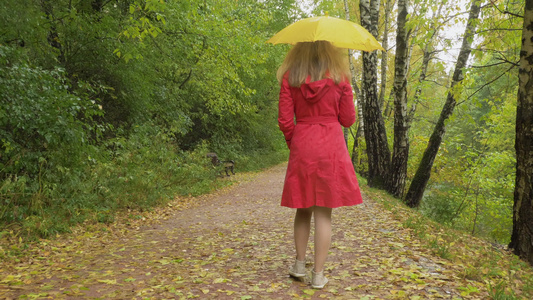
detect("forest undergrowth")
[0,134,288,240]
[362,181,532,300]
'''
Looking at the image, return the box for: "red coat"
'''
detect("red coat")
[278,74,363,208]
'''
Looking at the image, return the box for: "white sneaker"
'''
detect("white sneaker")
[311,270,328,289]
[288,260,306,277]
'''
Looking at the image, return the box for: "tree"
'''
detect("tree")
[387,0,411,197]
[343,0,361,148]
[509,0,533,265]
[360,0,391,188]
[342,0,366,167]
[379,0,393,110]
[408,0,446,122]
[404,0,482,207]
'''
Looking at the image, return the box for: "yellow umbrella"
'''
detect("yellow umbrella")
[267,16,384,52]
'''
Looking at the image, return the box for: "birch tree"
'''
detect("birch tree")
[404,0,482,207]
[343,0,361,147]
[360,0,391,188]
[509,0,533,265]
[387,0,410,197]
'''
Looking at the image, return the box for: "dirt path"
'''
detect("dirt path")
[1,163,487,299]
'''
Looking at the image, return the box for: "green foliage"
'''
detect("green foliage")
[418,51,518,244]
[400,0,522,245]
[0,0,299,238]
[1,122,288,238]
[0,46,103,177]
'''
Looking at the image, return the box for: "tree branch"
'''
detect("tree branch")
[102,0,114,8]
[458,64,517,105]
[441,10,471,24]
[471,60,518,68]
[476,28,522,34]
[489,1,524,18]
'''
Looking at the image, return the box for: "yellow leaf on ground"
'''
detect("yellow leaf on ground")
[97,279,117,285]
[303,289,315,295]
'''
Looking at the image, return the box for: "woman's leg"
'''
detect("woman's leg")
[294,207,313,261]
[313,206,332,272]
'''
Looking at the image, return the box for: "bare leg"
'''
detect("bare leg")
[294,207,313,261]
[313,206,332,272]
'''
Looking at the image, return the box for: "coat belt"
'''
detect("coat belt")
[296,116,338,124]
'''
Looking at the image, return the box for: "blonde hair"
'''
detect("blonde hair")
[276,41,349,87]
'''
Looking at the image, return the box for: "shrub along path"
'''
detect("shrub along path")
[0,163,514,299]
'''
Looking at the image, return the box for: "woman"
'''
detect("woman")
[277,41,363,289]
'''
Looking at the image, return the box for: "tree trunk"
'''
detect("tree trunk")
[351,127,359,164]
[379,0,392,110]
[383,88,394,119]
[360,0,390,188]
[344,1,363,136]
[408,1,444,122]
[408,49,431,121]
[344,0,362,152]
[387,0,410,198]
[384,26,417,121]
[40,0,65,64]
[92,0,104,12]
[404,0,481,208]
[344,127,349,148]
[509,0,533,266]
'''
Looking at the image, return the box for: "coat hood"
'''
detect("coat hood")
[300,77,335,103]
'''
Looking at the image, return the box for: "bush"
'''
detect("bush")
[0,45,103,178]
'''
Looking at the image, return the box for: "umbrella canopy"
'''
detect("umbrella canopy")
[267,16,384,52]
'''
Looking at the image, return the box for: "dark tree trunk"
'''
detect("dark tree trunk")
[404,0,481,207]
[408,50,431,120]
[344,0,364,140]
[351,127,359,165]
[41,0,65,64]
[92,0,105,12]
[509,0,533,266]
[360,0,390,188]
[344,0,362,152]
[344,127,349,148]
[387,0,410,198]
[379,0,392,111]
[383,88,394,119]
